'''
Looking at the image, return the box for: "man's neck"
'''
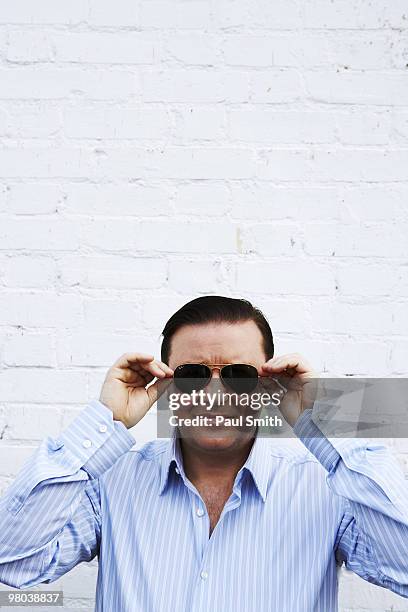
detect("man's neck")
[180,435,256,488]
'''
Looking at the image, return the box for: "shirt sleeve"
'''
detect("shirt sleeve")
[0,399,135,589]
[293,407,408,599]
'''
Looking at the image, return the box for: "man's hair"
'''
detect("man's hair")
[160,295,274,364]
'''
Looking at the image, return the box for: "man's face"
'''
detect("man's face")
[167,320,267,454]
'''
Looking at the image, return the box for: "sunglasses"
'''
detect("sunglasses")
[172,363,262,395]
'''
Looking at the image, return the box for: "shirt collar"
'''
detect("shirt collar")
[158,430,270,503]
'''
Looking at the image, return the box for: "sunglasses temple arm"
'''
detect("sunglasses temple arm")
[271,377,288,395]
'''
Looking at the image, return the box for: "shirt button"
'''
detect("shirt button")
[82,439,92,448]
[200,571,208,580]
[99,424,108,433]
[196,508,204,517]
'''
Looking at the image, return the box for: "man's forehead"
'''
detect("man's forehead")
[168,320,265,364]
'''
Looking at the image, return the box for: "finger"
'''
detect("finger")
[113,352,155,370]
[111,366,155,387]
[143,359,169,379]
[122,357,170,379]
[262,354,311,374]
[155,360,174,376]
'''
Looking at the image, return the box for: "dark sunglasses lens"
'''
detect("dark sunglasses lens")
[221,364,259,393]
[173,364,210,393]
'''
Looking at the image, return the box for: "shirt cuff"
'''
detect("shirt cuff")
[56,399,136,478]
[293,407,366,473]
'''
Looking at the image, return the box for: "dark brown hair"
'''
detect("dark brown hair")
[160,295,274,364]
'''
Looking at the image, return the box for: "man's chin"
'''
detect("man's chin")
[180,427,252,452]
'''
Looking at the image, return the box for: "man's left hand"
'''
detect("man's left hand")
[260,353,318,428]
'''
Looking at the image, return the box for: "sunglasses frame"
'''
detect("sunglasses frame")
[172,362,288,395]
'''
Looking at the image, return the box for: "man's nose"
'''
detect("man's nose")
[203,368,223,393]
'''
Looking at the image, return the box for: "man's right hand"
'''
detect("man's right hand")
[99,352,174,429]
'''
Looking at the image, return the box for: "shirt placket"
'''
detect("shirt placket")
[186,472,244,612]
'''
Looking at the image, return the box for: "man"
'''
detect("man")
[0,295,408,611]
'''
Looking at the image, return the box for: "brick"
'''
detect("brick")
[339,564,408,608]
[392,303,408,335]
[173,182,230,216]
[58,255,167,290]
[236,261,335,295]
[0,68,138,100]
[165,33,219,66]
[245,0,303,29]
[3,404,61,439]
[0,217,79,250]
[0,445,38,477]
[311,301,394,335]
[63,183,171,216]
[0,107,8,136]
[306,70,408,106]
[0,369,88,403]
[173,106,226,141]
[397,267,408,297]
[140,2,211,29]
[391,341,408,373]
[336,111,390,145]
[304,223,407,258]
[0,0,88,24]
[210,1,250,29]
[79,218,138,251]
[304,0,408,29]
[239,223,301,256]
[339,185,408,221]
[228,109,336,144]
[0,476,15,498]
[328,32,399,70]
[0,148,94,179]
[140,295,193,329]
[393,111,408,141]
[141,68,249,103]
[0,183,7,209]
[7,183,63,213]
[271,34,330,68]
[0,184,7,212]
[88,0,138,27]
[255,150,311,182]
[4,103,61,137]
[229,184,341,221]
[7,30,54,62]
[168,260,224,293]
[256,149,408,182]
[223,32,329,68]
[323,340,390,375]
[250,69,303,103]
[0,292,83,327]
[134,221,237,253]
[252,298,310,334]
[4,330,56,366]
[64,106,172,140]
[336,263,398,296]
[223,36,274,67]
[83,298,141,330]
[3,255,57,288]
[57,331,158,367]
[54,32,156,64]
[95,147,256,179]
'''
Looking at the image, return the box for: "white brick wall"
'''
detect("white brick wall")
[0,1,407,609]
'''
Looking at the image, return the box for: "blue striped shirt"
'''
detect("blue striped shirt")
[1,399,408,611]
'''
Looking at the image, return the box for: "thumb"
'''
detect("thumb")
[146,377,173,407]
